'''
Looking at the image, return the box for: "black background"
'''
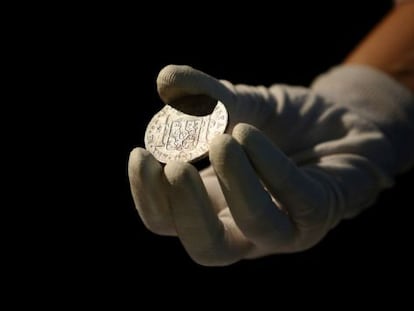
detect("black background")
[57,1,413,289]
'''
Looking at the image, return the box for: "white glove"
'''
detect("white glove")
[129,64,414,266]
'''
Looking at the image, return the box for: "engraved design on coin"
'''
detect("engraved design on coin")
[145,101,228,163]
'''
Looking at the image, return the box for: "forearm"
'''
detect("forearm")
[345,2,414,91]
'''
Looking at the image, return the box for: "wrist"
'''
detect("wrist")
[311,64,414,173]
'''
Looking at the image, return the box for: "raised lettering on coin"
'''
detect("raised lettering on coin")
[144,101,228,163]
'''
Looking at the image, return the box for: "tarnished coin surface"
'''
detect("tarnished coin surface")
[144,101,228,163]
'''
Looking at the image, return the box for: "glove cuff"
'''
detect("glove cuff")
[311,65,414,173]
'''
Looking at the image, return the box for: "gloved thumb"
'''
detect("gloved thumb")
[156,64,235,110]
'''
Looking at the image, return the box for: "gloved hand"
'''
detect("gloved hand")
[129,64,414,266]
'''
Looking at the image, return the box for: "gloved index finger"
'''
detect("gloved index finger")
[232,123,330,231]
[209,133,295,249]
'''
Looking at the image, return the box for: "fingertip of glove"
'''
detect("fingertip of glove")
[209,134,241,168]
[157,64,193,87]
[128,147,160,178]
[156,64,197,103]
[129,147,150,166]
[232,123,258,144]
[164,161,198,185]
[156,64,236,113]
[209,133,233,153]
[158,64,193,75]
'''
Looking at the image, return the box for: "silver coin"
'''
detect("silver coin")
[144,101,228,163]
